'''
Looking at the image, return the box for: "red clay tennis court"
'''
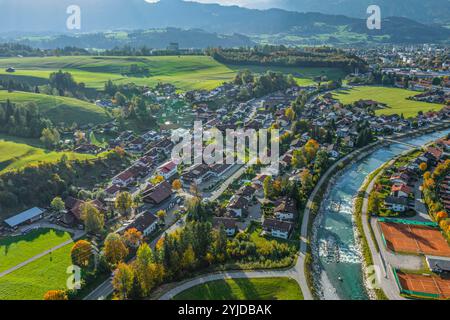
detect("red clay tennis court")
[379,221,450,257]
[396,271,450,299]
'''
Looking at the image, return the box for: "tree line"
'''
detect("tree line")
[209,46,367,73]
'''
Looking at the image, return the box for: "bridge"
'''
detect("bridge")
[380,138,422,148]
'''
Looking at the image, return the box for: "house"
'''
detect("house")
[213,217,238,236]
[64,197,106,224]
[327,144,339,159]
[74,144,102,154]
[253,174,269,187]
[390,173,410,185]
[227,196,250,218]
[384,196,408,212]
[112,169,136,187]
[4,207,45,228]
[157,161,178,180]
[142,181,172,205]
[262,218,293,240]
[181,164,213,187]
[391,184,412,198]
[128,212,159,237]
[236,185,256,201]
[274,198,297,222]
[425,146,443,164]
[154,138,174,156]
[104,184,121,197]
[5,67,15,73]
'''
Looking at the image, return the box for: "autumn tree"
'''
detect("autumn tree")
[71,240,93,268]
[44,290,68,300]
[115,192,134,217]
[419,162,428,172]
[123,228,143,248]
[104,233,129,265]
[81,203,104,234]
[181,245,196,271]
[133,243,162,297]
[172,179,182,191]
[436,211,448,222]
[112,262,134,300]
[50,196,65,213]
[263,176,273,199]
[156,210,166,223]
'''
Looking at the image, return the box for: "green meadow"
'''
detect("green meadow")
[0,90,110,126]
[0,228,72,273]
[173,277,303,300]
[333,86,444,118]
[0,138,95,174]
[0,55,340,91]
[0,242,73,300]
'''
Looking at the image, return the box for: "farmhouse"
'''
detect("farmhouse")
[64,197,106,223]
[4,207,45,228]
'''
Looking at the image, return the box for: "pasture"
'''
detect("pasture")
[332,86,444,118]
[0,139,95,174]
[0,242,73,300]
[0,55,341,91]
[173,277,303,300]
[0,228,72,273]
[0,90,110,126]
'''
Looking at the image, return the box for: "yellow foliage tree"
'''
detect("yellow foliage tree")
[44,290,68,300]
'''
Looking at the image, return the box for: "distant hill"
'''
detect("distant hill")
[276,0,450,25]
[0,0,448,44]
[9,28,254,50]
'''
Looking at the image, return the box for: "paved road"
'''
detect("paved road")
[0,226,85,279]
[361,164,406,300]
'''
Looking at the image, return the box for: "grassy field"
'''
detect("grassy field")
[0,55,342,91]
[0,90,110,126]
[173,277,303,300]
[0,228,72,273]
[0,139,95,174]
[333,86,444,118]
[0,242,73,300]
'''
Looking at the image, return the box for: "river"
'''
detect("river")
[313,128,450,300]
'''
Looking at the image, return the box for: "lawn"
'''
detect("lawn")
[333,86,445,118]
[0,242,73,300]
[173,277,303,300]
[0,90,110,126]
[0,228,72,273]
[0,55,339,91]
[0,139,95,174]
